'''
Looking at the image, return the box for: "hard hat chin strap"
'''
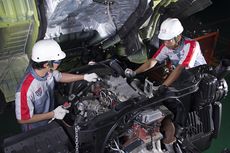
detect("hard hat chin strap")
[48,61,54,72]
[173,35,181,45]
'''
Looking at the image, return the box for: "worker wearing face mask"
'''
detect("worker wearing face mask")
[15,39,98,132]
[125,18,207,152]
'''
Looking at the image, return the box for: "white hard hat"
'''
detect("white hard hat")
[31,39,66,62]
[158,18,184,40]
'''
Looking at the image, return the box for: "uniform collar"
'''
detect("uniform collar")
[172,37,185,53]
[29,65,49,81]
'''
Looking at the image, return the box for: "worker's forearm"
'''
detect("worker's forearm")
[163,65,183,86]
[135,59,157,74]
[60,73,84,83]
[18,112,54,124]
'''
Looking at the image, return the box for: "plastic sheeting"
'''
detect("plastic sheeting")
[44,0,140,39]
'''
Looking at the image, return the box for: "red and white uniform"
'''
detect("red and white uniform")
[15,65,62,131]
[153,38,206,69]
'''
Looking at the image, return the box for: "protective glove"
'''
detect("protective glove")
[53,106,69,120]
[154,85,168,96]
[125,68,136,78]
[84,73,98,82]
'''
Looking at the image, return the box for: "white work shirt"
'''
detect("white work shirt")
[15,65,62,131]
[153,37,206,69]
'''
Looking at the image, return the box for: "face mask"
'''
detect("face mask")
[53,60,62,64]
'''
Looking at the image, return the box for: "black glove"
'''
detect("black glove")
[154,85,168,96]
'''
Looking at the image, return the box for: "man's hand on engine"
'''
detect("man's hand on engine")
[125,68,136,78]
[84,73,98,82]
[154,85,168,96]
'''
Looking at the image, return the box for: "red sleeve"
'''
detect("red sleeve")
[20,74,34,120]
[181,40,196,67]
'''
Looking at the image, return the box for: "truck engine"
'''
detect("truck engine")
[62,69,173,153]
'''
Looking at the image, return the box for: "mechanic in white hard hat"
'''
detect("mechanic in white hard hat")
[15,39,98,132]
[125,18,207,152]
[125,18,206,86]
